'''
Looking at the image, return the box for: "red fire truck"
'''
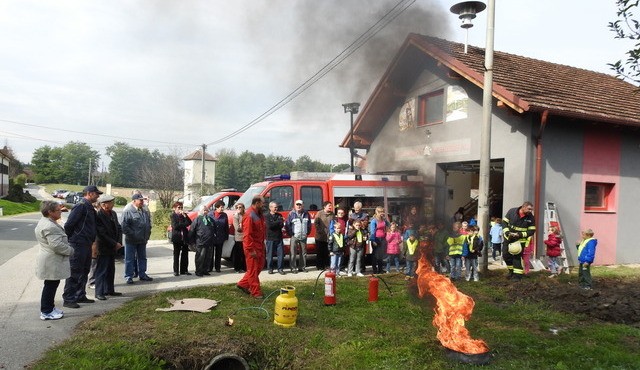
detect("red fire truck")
[221,171,425,258]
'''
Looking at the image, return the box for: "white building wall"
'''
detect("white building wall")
[182,159,216,207]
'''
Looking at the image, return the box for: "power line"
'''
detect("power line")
[0,118,194,146]
[206,0,416,146]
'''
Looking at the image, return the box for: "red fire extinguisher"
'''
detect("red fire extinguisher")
[324,271,336,305]
[368,276,379,302]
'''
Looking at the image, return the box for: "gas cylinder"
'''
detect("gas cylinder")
[274,286,298,327]
[368,276,379,302]
[324,271,336,305]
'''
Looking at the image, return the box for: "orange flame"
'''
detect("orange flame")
[416,254,489,354]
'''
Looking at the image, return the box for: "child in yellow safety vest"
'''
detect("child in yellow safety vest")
[447,222,465,281]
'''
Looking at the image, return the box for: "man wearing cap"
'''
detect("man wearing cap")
[94,194,123,300]
[62,185,102,308]
[122,193,153,284]
[285,199,312,273]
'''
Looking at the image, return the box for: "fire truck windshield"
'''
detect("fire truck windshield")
[236,185,266,206]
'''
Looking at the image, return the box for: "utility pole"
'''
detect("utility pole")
[87,158,92,185]
[201,144,207,196]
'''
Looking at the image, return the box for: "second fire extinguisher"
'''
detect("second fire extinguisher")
[324,271,336,305]
[368,276,379,302]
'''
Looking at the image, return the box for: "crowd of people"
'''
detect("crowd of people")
[34,191,599,320]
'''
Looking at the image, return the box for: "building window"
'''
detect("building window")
[418,89,444,127]
[584,182,614,212]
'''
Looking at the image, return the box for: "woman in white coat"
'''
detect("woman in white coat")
[35,201,74,320]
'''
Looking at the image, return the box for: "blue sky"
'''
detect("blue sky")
[0,0,634,166]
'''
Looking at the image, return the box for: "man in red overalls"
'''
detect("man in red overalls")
[237,195,266,299]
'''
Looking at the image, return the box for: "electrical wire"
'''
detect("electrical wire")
[0,118,194,147]
[206,0,417,146]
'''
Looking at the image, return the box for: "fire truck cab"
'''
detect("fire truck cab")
[221,171,425,259]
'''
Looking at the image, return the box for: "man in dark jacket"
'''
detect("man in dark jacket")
[207,200,229,273]
[94,194,123,300]
[62,185,102,309]
[189,207,216,277]
[122,193,152,284]
[266,201,285,275]
[502,201,536,281]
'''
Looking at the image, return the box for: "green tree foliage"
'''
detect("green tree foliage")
[214,149,347,191]
[609,0,640,85]
[31,142,99,184]
[106,142,154,187]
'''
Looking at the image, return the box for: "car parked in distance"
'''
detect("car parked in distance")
[65,191,81,204]
[51,189,69,199]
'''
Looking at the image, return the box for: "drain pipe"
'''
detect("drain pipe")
[534,110,549,259]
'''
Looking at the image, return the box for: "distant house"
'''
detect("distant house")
[0,146,12,198]
[182,149,217,208]
[341,34,640,265]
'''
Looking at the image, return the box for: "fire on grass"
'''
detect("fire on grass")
[415,254,490,355]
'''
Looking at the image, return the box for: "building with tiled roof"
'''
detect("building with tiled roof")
[341,34,640,266]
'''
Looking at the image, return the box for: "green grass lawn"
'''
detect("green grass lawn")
[0,199,40,215]
[31,269,640,370]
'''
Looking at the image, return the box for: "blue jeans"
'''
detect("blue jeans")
[125,242,148,280]
[465,258,479,281]
[386,253,400,272]
[449,256,463,280]
[266,240,284,271]
[330,252,343,272]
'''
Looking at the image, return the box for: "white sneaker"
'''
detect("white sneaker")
[52,307,64,315]
[40,310,63,320]
[356,273,365,277]
[338,271,347,276]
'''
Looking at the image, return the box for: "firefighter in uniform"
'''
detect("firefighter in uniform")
[502,201,536,281]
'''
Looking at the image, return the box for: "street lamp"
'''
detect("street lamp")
[451,1,495,273]
[343,102,360,172]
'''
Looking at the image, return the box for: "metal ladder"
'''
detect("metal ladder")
[537,202,570,273]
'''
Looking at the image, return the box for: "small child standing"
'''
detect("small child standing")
[576,228,597,290]
[489,218,503,261]
[402,231,420,278]
[544,226,563,277]
[329,223,346,276]
[347,220,368,277]
[464,226,483,281]
[447,222,465,281]
[385,222,402,273]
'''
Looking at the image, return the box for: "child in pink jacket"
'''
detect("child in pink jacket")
[544,226,563,277]
[385,222,402,273]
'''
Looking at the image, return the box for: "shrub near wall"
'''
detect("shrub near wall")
[114,196,128,206]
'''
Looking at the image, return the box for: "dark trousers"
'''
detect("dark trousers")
[492,243,501,259]
[41,280,61,313]
[94,254,115,296]
[315,240,330,270]
[195,246,211,275]
[578,263,592,288]
[63,243,92,303]
[502,243,524,275]
[372,238,387,273]
[173,242,189,274]
[232,241,246,272]
[209,243,223,272]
